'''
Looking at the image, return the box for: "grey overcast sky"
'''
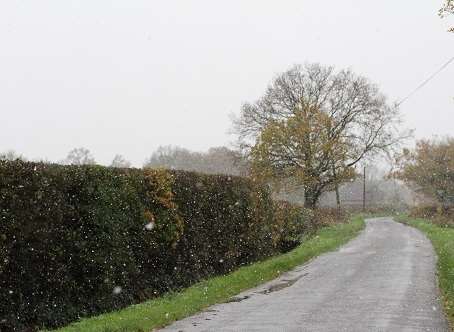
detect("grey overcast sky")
[1,0,453,166]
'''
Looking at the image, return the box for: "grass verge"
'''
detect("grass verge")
[397,215,454,329]
[49,216,365,332]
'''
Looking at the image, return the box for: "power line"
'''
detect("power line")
[397,55,454,106]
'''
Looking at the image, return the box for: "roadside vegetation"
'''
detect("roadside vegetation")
[394,136,454,329]
[397,215,454,329]
[0,160,316,331]
[394,138,454,209]
[49,216,365,332]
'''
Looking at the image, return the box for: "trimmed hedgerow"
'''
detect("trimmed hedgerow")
[0,161,310,331]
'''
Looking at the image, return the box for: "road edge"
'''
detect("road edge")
[50,216,366,332]
[395,215,454,331]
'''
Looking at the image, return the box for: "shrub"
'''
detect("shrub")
[0,162,183,331]
[168,171,276,286]
[410,204,454,228]
[272,201,314,252]
[313,208,347,226]
[409,204,440,219]
[0,161,312,331]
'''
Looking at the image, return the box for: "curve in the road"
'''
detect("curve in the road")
[160,217,450,332]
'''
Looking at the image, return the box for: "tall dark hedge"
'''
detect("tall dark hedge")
[0,161,308,331]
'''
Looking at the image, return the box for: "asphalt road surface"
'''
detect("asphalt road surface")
[160,217,449,332]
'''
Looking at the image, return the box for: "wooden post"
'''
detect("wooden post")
[362,166,366,212]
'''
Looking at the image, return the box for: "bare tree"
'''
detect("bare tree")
[110,154,131,168]
[0,150,27,161]
[64,147,96,166]
[145,146,204,171]
[145,145,248,176]
[234,64,408,207]
[203,147,249,176]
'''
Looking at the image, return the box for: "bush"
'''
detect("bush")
[410,204,440,219]
[168,171,276,287]
[0,162,183,331]
[271,201,314,252]
[0,161,312,331]
[313,208,347,227]
[410,204,454,228]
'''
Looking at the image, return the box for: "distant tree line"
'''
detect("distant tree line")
[0,146,248,176]
[0,150,27,162]
[0,147,130,168]
[144,145,249,176]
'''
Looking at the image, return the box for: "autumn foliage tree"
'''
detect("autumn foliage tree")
[251,105,356,207]
[440,0,454,32]
[235,64,405,208]
[395,138,454,206]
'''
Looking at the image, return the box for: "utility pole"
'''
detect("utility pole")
[362,166,366,212]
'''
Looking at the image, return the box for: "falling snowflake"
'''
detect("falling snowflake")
[144,222,155,230]
[113,286,122,295]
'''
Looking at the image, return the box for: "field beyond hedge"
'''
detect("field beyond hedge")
[0,160,317,331]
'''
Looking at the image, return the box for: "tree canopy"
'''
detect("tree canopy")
[234,63,406,207]
[395,138,454,206]
[64,147,96,166]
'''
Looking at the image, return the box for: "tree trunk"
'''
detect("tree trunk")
[304,189,319,209]
[332,165,341,211]
[335,183,341,211]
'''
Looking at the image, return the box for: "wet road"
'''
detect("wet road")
[160,217,449,332]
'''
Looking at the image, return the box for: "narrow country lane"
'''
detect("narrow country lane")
[160,218,450,332]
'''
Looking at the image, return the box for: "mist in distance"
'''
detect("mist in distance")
[0,0,453,166]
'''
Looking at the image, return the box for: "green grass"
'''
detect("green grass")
[48,216,365,332]
[397,215,454,330]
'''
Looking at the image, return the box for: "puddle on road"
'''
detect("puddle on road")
[225,295,250,303]
[258,273,307,295]
[224,272,308,303]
